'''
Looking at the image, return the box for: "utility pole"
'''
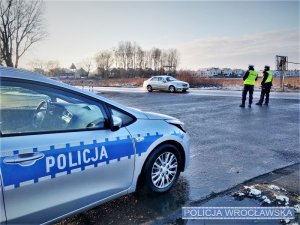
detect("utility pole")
[276,55,288,92]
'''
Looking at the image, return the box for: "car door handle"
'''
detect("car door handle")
[4,152,44,165]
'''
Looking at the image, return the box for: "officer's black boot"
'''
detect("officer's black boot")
[248,104,251,108]
[256,102,262,106]
[239,103,245,108]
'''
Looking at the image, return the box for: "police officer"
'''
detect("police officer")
[256,65,273,106]
[240,64,258,108]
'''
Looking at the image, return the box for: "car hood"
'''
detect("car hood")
[171,81,189,85]
[144,111,176,120]
[127,107,176,120]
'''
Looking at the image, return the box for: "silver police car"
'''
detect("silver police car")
[143,75,190,93]
[0,67,190,224]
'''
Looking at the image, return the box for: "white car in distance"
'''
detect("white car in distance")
[143,76,190,93]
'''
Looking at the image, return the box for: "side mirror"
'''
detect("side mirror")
[111,115,122,131]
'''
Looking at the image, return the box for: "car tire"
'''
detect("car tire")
[182,90,187,93]
[169,85,175,93]
[143,144,181,193]
[147,85,153,92]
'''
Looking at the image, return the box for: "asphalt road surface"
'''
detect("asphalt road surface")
[59,88,300,225]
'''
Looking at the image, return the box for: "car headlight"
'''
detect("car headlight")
[166,119,186,133]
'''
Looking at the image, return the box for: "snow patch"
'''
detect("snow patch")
[262,195,272,204]
[275,195,289,206]
[269,184,280,190]
[236,192,245,197]
[249,187,262,196]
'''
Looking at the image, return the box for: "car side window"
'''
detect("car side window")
[0,80,108,136]
[151,77,158,81]
[157,77,162,82]
[110,107,134,126]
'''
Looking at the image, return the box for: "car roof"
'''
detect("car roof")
[152,75,172,78]
[0,66,147,118]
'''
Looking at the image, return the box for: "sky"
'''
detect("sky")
[21,0,300,70]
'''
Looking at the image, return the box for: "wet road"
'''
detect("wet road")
[59,89,300,225]
[78,86,300,99]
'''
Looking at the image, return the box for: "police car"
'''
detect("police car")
[0,67,190,224]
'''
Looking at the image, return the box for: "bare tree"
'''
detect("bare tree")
[27,58,46,70]
[125,41,133,70]
[167,49,179,72]
[0,40,3,65]
[78,58,93,77]
[136,46,144,69]
[151,48,162,71]
[112,47,119,68]
[95,50,114,72]
[161,51,168,70]
[0,0,47,68]
[144,50,152,69]
[117,41,126,69]
[45,60,60,72]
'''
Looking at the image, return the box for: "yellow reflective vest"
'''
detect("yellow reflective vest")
[265,71,273,83]
[244,70,258,85]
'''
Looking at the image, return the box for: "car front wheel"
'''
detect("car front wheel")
[144,144,181,193]
[147,85,153,92]
[169,85,175,93]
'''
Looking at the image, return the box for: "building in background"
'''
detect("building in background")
[195,68,221,77]
[221,68,233,76]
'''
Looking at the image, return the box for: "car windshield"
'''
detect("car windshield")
[166,77,177,82]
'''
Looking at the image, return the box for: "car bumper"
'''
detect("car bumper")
[175,87,189,91]
[181,132,191,170]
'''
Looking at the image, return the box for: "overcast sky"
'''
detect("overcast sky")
[21,0,300,70]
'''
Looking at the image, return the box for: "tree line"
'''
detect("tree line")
[27,42,180,79]
[93,41,179,78]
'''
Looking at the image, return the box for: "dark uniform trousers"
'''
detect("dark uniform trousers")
[242,85,254,105]
[258,83,271,104]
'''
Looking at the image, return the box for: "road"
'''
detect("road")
[78,86,300,99]
[59,88,300,225]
